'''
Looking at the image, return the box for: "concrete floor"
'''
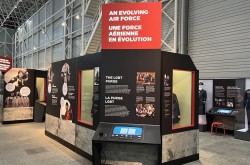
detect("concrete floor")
[0,123,250,165]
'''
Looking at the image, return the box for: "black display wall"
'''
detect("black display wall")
[161,52,199,134]
[46,58,77,123]
[213,79,245,109]
[101,49,161,125]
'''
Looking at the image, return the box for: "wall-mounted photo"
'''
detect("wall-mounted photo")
[136,104,155,118]
[60,97,72,121]
[136,72,155,85]
[5,69,29,88]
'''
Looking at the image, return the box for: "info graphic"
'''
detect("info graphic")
[102,2,162,49]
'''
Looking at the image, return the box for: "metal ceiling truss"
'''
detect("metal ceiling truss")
[0,0,49,29]
[161,0,178,53]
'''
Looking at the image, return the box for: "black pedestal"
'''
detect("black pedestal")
[199,124,207,132]
[234,130,250,141]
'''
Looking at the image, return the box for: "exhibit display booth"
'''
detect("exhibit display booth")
[1,68,47,124]
[45,53,101,159]
[200,78,250,141]
[44,51,199,165]
[92,50,199,165]
[44,2,199,165]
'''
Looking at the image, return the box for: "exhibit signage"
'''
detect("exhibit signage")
[101,50,161,125]
[213,79,245,108]
[46,59,77,122]
[0,56,12,72]
[102,2,162,49]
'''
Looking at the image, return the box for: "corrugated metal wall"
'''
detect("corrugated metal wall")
[188,0,250,79]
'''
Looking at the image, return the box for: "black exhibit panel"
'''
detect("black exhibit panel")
[46,58,77,123]
[76,53,101,130]
[161,52,199,134]
[3,68,35,123]
[213,79,245,109]
[101,49,161,125]
[4,69,35,108]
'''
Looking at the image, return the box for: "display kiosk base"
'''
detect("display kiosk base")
[92,122,161,165]
[199,124,207,132]
[234,130,250,141]
[92,141,159,165]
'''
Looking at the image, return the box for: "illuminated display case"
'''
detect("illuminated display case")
[78,69,94,126]
[172,70,195,129]
[76,53,101,130]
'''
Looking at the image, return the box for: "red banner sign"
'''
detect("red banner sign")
[102,2,162,50]
[0,56,12,72]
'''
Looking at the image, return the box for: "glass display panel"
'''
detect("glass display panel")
[172,70,194,129]
[79,70,94,125]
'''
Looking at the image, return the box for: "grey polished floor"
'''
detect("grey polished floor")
[0,123,250,165]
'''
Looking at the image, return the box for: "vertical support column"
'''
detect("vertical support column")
[80,0,85,56]
[174,0,178,53]
[180,0,188,54]
[14,32,17,68]
[31,27,34,69]
[51,1,53,64]
[4,28,7,57]
[63,0,67,60]
[70,2,73,59]
[44,5,47,69]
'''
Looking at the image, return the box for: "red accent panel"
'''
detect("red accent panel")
[78,71,81,122]
[102,2,162,49]
[0,56,12,72]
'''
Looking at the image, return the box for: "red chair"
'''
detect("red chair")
[211,122,225,136]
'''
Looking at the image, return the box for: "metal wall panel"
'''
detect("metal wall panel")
[38,50,45,68]
[73,5,82,32]
[72,36,81,58]
[53,18,63,41]
[39,30,45,46]
[0,27,14,58]
[0,30,5,43]
[188,0,250,79]
[33,53,39,68]
[26,55,32,69]
[39,6,46,24]
[0,47,4,56]
[53,0,63,14]
[52,43,63,62]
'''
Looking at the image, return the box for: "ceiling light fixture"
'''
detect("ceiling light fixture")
[61,22,66,26]
[75,14,80,20]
